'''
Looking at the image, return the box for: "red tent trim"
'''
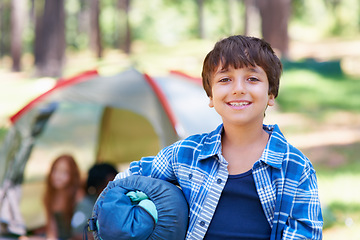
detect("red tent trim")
[169,70,202,86]
[10,70,99,124]
[143,73,179,135]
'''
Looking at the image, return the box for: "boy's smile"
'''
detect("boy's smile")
[227,100,251,108]
[209,64,274,127]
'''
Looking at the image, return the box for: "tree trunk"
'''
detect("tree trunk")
[0,1,11,59]
[227,0,235,35]
[90,0,102,58]
[244,0,261,37]
[255,0,291,58]
[11,0,25,72]
[34,0,66,77]
[196,0,205,39]
[118,0,131,54]
[78,0,90,37]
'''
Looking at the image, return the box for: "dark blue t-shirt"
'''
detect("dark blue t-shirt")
[204,169,271,239]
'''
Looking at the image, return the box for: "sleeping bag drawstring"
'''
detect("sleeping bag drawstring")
[82,224,88,240]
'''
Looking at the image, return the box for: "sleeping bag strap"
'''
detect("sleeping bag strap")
[87,217,98,232]
[84,218,98,240]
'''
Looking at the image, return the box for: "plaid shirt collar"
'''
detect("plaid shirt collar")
[198,123,285,169]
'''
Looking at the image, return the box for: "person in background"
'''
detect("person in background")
[44,154,81,240]
[71,163,118,240]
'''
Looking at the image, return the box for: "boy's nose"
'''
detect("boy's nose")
[232,79,246,95]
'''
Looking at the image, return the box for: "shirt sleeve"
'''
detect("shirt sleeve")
[282,167,323,239]
[114,143,178,182]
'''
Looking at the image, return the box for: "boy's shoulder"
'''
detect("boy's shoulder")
[168,124,223,156]
[264,124,309,163]
[266,124,314,170]
[174,124,222,144]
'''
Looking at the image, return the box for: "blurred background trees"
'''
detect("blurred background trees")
[34,0,66,77]
[0,0,359,77]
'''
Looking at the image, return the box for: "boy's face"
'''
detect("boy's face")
[209,64,275,127]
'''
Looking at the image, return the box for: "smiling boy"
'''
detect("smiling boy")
[115,35,323,239]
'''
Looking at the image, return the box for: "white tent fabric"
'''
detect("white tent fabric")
[0,180,26,236]
[154,73,221,138]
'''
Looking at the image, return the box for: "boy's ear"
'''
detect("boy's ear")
[268,94,275,106]
[209,97,214,108]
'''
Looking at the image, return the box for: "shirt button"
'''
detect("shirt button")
[199,221,205,227]
[188,173,193,180]
[217,178,222,184]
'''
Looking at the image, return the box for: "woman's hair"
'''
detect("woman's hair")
[202,35,282,98]
[44,154,80,227]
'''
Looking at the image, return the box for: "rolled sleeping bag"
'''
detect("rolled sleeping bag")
[90,175,189,240]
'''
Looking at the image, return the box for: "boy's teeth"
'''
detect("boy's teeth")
[230,102,249,106]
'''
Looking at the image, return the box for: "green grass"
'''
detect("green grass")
[319,173,360,235]
[327,201,360,226]
[277,68,360,120]
[306,142,360,233]
[273,62,360,235]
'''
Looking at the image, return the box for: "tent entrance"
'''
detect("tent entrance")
[96,107,161,166]
[18,107,161,231]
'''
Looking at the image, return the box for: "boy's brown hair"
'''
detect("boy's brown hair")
[202,35,282,98]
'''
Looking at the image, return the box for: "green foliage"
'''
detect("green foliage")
[2,0,360,59]
[65,0,92,50]
[127,0,246,45]
[130,0,198,44]
[204,0,239,38]
[290,0,360,40]
[100,4,121,48]
[63,0,360,51]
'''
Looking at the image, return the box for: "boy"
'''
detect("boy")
[115,35,323,239]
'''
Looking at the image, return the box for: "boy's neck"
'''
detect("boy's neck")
[221,122,269,175]
[222,122,266,146]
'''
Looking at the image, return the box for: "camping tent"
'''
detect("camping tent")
[0,68,221,236]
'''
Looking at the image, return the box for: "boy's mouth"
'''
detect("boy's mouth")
[228,101,251,107]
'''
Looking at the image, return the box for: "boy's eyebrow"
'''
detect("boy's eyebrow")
[215,66,261,76]
[215,67,229,75]
[248,67,261,73]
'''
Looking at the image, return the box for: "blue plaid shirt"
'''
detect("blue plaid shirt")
[115,124,323,239]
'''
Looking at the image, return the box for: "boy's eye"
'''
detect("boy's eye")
[219,77,231,82]
[248,77,259,82]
